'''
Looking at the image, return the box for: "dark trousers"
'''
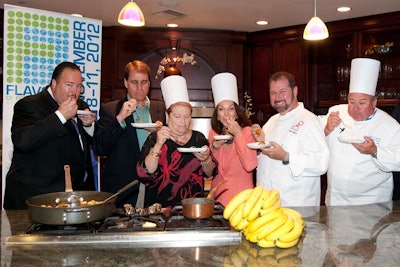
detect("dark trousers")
[393,172,400,200]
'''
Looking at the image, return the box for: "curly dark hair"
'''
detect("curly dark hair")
[211,102,251,135]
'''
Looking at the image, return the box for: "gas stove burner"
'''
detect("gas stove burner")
[7,204,242,247]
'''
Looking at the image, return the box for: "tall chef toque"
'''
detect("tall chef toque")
[349,58,381,96]
[160,75,190,109]
[211,72,239,106]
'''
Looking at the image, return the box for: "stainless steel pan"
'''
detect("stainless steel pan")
[26,165,138,225]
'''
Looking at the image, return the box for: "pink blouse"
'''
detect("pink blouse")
[208,126,257,206]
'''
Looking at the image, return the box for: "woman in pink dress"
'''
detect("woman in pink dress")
[208,73,258,206]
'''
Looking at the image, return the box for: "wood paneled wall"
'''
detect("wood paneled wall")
[100,27,247,109]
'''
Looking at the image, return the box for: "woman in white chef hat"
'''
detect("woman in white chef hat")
[323,58,400,206]
[137,75,217,208]
[208,72,257,207]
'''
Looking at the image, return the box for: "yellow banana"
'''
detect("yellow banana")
[257,213,288,240]
[229,202,245,228]
[242,185,264,219]
[257,238,276,248]
[235,218,250,231]
[261,189,280,209]
[246,190,270,222]
[259,199,281,216]
[275,237,300,248]
[246,208,283,233]
[281,207,303,221]
[265,216,295,242]
[223,188,253,219]
[277,218,304,243]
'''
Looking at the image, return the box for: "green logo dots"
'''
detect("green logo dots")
[24,20,31,27]
[24,49,30,55]
[63,26,69,32]
[56,18,62,24]
[16,26,23,32]
[7,77,14,83]
[32,21,39,27]
[16,11,23,18]
[48,51,54,57]
[24,13,31,19]
[32,14,39,20]
[56,25,62,31]
[40,43,46,49]
[40,51,47,57]
[40,23,47,29]
[7,47,14,53]
[24,42,30,48]
[40,15,47,21]
[7,40,14,46]
[16,77,23,83]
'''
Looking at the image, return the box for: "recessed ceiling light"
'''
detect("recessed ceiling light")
[167,23,179,28]
[159,1,179,8]
[256,20,269,26]
[336,6,351,12]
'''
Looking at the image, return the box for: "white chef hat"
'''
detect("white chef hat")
[160,75,190,109]
[211,72,239,106]
[349,58,381,96]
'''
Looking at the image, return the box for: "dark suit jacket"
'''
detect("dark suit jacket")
[4,89,95,210]
[93,97,165,207]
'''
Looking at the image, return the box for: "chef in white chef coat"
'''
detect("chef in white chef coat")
[252,71,329,208]
[322,58,400,206]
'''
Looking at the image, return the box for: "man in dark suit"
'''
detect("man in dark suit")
[93,60,165,208]
[4,62,96,209]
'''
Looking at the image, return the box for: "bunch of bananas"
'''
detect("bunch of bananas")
[223,185,306,249]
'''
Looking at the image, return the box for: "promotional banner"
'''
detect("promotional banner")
[2,5,102,204]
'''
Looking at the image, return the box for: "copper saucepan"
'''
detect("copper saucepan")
[181,180,227,219]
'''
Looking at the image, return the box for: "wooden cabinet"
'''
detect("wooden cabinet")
[309,11,400,115]
[246,26,308,125]
[100,27,246,107]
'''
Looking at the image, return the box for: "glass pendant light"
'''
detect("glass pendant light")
[118,0,145,27]
[303,0,329,40]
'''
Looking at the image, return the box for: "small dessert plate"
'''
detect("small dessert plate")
[213,135,233,141]
[77,110,92,115]
[338,136,365,144]
[131,123,159,128]
[177,147,207,153]
[247,141,271,149]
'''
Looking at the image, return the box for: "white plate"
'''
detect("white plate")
[247,141,271,149]
[338,136,365,144]
[131,123,159,128]
[177,147,207,153]
[213,135,233,140]
[77,110,92,115]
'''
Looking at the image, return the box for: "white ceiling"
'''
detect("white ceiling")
[1,0,400,32]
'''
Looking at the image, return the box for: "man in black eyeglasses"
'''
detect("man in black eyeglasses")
[93,60,165,208]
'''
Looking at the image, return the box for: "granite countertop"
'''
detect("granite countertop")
[1,202,400,266]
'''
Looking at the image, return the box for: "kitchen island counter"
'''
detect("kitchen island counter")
[2,202,400,266]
